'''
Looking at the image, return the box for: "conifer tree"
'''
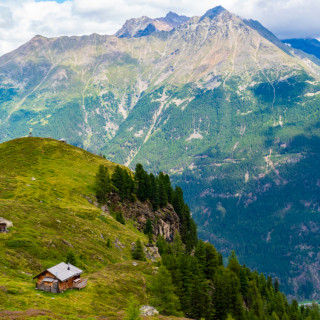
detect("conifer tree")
[124,295,142,320]
[115,211,125,224]
[132,239,146,261]
[205,242,218,280]
[135,163,150,201]
[112,165,125,198]
[144,218,153,236]
[228,250,241,275]
[189,263,210,319]
[150,265,181,316]
[274,278,280,293]
[66,250,77,265]
[173,186,184,217]
[194,240,206,274]
[158,178,168,207]
[123,169,135,200]
[176,254,193,314]
[156,236,168,255]
[94,164,111,204]
[149,173,159,210]
[239,268,249,299]
[163,174,173,204]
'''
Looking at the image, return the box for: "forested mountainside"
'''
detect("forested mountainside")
[1,6,320,299]
[1,137,319,320]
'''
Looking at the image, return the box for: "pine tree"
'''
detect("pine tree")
[173,186,184,217]
[189,263,210,319]
[205,242,218,280]
[66,250,77,265]
[172,232,184,256]
[112,165,125,198]
[134,163,150,201]
[239,268,249,299]
[115,211,125,224]
[123,169,135,200]
[144,218,153,235]
[194,240,206,274]
[132,239,146,261]
[228,250,241,275]
[150,265,181,316]
[149,173,159,210]
[124,295,142,320]
[163,174,173,204]
[94,164,111,204]
[218,252,224,266]
[176,254,193,314]
[274,278,280,293]
[156,236,168,255]
[158,177,168,207]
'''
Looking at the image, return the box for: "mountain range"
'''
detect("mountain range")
[1,6,320,300]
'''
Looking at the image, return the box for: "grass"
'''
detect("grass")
[0,137,180,319]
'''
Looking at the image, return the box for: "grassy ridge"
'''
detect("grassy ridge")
[0,137,160,319]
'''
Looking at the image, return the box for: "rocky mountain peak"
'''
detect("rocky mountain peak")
[115,12,189,38]
[200,5,227,21]
[159,11,189,27]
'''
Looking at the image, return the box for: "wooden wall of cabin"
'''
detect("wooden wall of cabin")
[58,276,79,292]
[36,271,59,292]
[36,272,81,293]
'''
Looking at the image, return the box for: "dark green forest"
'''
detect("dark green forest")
[93,163,320,320]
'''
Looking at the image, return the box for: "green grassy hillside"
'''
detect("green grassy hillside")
[0,137,165,320]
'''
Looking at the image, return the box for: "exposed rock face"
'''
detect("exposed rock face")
[131,241,161,261]
[144,245,161,261]
[115,12,189,38]
[104,193,180,242]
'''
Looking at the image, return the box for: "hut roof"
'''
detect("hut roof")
[34,262,83,282]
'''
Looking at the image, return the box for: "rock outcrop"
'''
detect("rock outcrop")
[97,193,180,242]
[140,305,159,316]
[115,12,189,38]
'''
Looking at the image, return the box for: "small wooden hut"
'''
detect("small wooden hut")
[0,222,6,233]
[33,262,86,293]
[0,217,12,233]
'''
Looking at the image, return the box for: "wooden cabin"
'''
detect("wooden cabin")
[0,222,6,233]
[0,217,12,233]
[33,262,86,293]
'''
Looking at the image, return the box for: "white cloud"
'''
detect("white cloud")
[0,0,320,57]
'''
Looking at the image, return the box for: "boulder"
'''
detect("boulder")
[140,305,159,316]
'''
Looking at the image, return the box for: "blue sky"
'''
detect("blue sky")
[1,0,320,57]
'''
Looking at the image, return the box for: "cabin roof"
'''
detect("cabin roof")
[34,262,83,282]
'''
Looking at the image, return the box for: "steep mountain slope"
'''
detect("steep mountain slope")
[1,6,320,299]
[0,137,183,319]
[1,138,316,320]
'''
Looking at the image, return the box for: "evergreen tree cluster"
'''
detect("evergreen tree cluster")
[132,239,146,261]
[94,163,198,250]
[154,235,320,320]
